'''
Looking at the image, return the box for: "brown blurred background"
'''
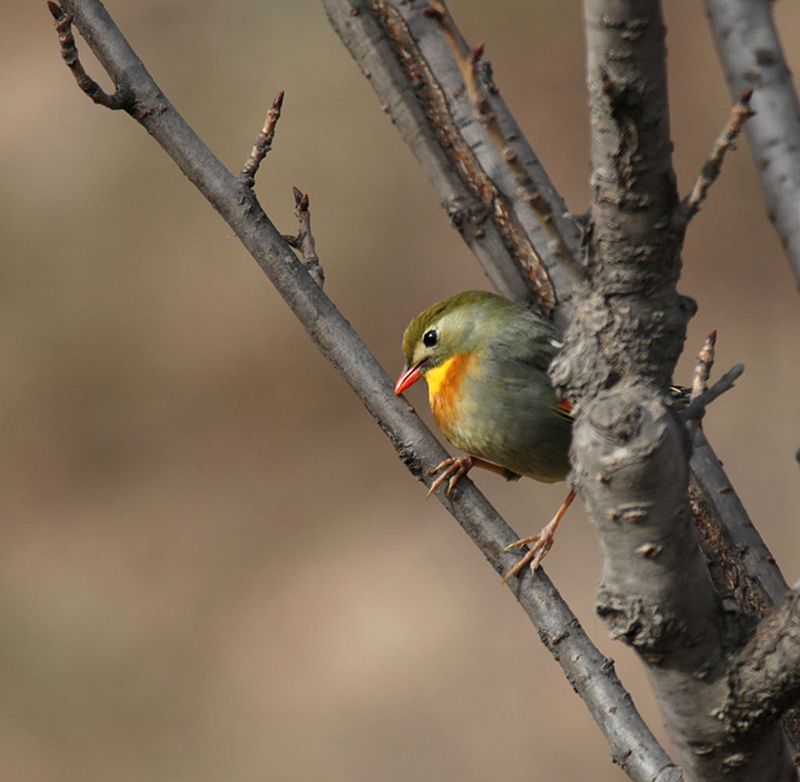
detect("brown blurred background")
[3,2,799,780]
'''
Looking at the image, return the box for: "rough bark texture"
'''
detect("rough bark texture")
[716,589,800,746]
[50,2,682,779]
[551,1,798,779]
[551,0,692,403]
[705,0,800,285]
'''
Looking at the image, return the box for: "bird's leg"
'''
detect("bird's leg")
[503,488,576,580]
[427,455,519,498]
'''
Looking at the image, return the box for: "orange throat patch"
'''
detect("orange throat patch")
[426,352,471,433]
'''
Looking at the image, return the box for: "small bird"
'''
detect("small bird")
[394,290,575,579]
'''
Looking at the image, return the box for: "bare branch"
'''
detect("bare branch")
[322,0,585,326]
[284,186,324,287]
[48,2,680,779]
[239,90,285,189]
[677,89,755,226]
[685,329,718,438]
[705,0,800,285]
[47,0,130,110]
[681,363,744,423]
[690,330,718,404]
[419,1,580,292]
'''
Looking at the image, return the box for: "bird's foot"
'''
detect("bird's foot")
[427,456,473,498]
[502,488,576,581]
[502,525,556,580]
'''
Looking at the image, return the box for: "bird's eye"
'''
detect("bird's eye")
[422,329,438,348]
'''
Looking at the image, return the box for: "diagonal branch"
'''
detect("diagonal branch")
[322,0,585,326]
[680,363,744,423]
[419,1,581,298]
[48,2,681,779]
[676,89,755,227]
[705,0,800,286]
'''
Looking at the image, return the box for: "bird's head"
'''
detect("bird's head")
[394,291,498,395]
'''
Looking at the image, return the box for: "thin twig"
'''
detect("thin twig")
[679,89,755,224]
[239,90,285,189]
[48,3,680,779]
[47,1,131,109]
[686,329,717,436]
[283,186,324,287]
[681,363,745,422]
[690,329,718,403]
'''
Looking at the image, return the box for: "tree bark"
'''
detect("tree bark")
[551,1,797,778]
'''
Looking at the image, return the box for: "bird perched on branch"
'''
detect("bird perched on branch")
[394,290,575,579]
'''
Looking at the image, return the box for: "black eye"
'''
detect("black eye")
[422,329,438,348]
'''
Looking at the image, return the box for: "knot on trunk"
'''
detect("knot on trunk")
[596,586,687,657]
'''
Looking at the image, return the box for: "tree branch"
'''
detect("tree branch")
[689,436,789,613]
[48,2,681,779]
[284,186,325,287]
[680,363,744,423]
[47,0,131,109]
[705,0,800,286]
[322,0,585,326]
[677,89,755,225]
[419,1,581,299]
[239,90,285,189]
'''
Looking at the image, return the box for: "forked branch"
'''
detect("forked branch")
[47,0,130,109]
[284,186,324,287]
[322,0,584,324]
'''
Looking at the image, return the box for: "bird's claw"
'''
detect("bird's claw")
[501,488,575,581]
[502,527,556,581]
[426,456,473,498]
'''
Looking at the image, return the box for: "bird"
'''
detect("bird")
[393,290,575,579]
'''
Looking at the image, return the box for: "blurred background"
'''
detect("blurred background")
[4,1,800,779]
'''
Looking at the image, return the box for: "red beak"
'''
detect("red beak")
[394,362,424,395]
